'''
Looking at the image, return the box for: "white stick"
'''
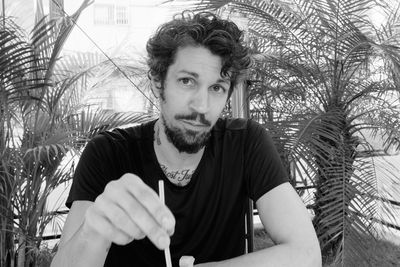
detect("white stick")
[158,180,172,267]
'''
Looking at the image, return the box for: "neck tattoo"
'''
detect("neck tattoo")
[155,123,194,186]
[160,164,194,186]
[156,124,161,146]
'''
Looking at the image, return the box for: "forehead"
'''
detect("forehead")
[168,46,229,81]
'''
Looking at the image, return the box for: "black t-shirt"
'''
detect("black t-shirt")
[66,118,288,266]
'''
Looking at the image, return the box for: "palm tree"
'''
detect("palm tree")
[174,0,400,265]
[0,1,153,266]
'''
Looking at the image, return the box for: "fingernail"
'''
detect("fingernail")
[158,235,170,248]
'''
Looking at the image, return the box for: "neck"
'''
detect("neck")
[154,120,204,169]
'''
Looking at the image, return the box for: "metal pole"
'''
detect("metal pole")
[232,81,254,254]
[2,0,5,28]
[228,9,253,254]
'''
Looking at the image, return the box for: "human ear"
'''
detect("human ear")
[149,74,163,98]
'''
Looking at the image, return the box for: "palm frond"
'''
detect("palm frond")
[315,156,378,265]
[68,108,154,143]
[228,2,400,264]
[0,18,49,106]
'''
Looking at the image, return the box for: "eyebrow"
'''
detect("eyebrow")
[178,70,231,85]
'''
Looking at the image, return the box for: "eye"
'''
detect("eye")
[178,77,195,86]
[211,84,227,94]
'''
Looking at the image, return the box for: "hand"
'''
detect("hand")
[82,173,175,250]
[179,256,195,267]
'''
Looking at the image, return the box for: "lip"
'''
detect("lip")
[180,120,209,129]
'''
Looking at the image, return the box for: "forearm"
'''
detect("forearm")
[51,223,111,267]
[196,243,321,267]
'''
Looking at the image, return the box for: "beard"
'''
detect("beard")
[161,113,212,154]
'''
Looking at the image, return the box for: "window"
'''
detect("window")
[93,4,129,25]
[116,6,129,25]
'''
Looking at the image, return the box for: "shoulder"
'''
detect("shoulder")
[213,117,266,135]
[90,119,156,146]
[210,118,270,152]
[211,118,276,154]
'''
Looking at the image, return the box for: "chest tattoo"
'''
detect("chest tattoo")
[160,164,195,186]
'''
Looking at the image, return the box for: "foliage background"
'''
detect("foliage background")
[1,0,400,266]
[0,1,154,266]
[176,0,400,265]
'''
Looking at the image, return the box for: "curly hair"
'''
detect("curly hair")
[146,11,252,96]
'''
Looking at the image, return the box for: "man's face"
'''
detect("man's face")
[153,45,231,154]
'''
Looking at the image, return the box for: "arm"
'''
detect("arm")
[50,201,110,267]
[196,182,321,267]
[51,173,176,267]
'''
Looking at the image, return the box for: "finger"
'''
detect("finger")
[109,184,171,250]
[85,204,132,245]
[95,194,143,240]
[121,174,175,234]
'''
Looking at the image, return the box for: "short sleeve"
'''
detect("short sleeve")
[244,120,289,201]
[65,135,114,208]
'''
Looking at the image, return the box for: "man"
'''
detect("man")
[51,11,321,267]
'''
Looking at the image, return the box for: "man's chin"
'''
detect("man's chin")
[175,143,205,154]
[185,128,206,138]
[171,131,210,154]
[163,118,211,153]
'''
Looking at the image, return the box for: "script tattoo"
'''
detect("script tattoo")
[160,164,194,186]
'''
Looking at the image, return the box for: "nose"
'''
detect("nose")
[189,87,210,114]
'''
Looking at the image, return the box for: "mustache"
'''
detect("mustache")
[175,113,211,126]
